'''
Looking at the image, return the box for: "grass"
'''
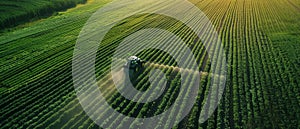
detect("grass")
[0,0,87,30]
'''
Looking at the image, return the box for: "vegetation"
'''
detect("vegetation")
[0,0,299,128]
[0,0,87,29]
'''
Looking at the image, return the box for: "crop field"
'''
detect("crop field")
[0,0,299,128]
[0,0,87,29]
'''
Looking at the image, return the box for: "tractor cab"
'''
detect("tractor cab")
[124,56,145,81]
[124,56,144,72]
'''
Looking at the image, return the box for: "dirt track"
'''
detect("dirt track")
[287,0,300,12]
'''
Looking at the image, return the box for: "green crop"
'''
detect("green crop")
[0,0,299,128]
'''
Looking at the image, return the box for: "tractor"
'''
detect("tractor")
[124,56,145,82]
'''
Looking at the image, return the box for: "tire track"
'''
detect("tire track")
[287,0,300,12]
